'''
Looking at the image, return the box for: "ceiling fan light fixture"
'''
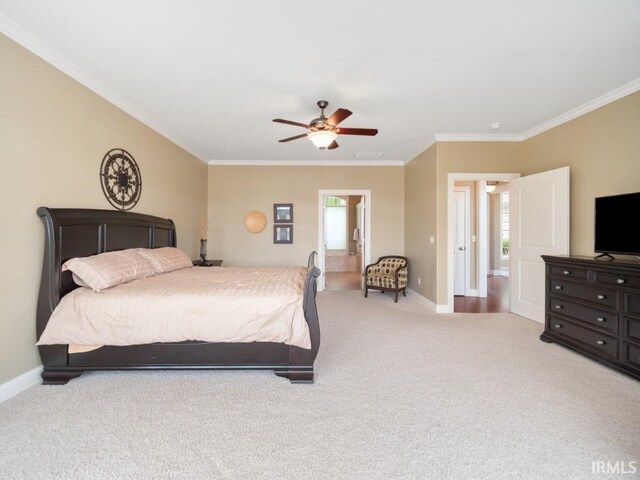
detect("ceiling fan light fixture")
[308,130,338,149]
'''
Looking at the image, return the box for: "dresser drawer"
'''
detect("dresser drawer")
[625,317,640,342]
[592,270,640,290]
[549,279,617,308]
[549,296,618,334]
[548,317,618,358]
[549,265,588,281]
[622,343,640,370]
[624,292,640,317]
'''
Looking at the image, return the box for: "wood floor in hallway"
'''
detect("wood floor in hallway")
[325,272,362,291]
[454,275,509,313]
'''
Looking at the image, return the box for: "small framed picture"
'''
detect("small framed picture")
[274,224,293,244]
[274,203,293,223]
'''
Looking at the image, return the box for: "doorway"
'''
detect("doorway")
[448,173,521,313]
[447,168,569,320]
[317,189,371,291]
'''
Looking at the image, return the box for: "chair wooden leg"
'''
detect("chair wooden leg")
[402,288,407,297]
[394,291,399,303]
[364,286,368,298]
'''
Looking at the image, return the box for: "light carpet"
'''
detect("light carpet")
[1,291,639,480]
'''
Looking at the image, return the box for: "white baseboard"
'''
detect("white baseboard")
[407,289,450,313]
[465,289,479,297]
[0,365,43,404]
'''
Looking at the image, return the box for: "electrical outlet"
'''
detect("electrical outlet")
[429,235,435,244]
[418,277,422,286]
[472,235,477,242]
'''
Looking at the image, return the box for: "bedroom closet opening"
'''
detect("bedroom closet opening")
[318,190,371,292]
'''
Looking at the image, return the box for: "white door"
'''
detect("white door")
[510,167,570,323]
[453,189,468,296]
[356,199,366,289]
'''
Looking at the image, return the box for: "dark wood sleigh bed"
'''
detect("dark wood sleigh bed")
[36,207,321,385]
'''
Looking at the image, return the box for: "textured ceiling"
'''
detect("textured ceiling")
[1,0,639,163]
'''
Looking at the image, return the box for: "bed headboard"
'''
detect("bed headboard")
[36,207,176,338]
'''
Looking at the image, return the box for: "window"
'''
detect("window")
[501,191,509,258]
[325,196,347,250]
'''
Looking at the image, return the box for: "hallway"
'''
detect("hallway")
[454,275,509,313]
[325,272,362,291]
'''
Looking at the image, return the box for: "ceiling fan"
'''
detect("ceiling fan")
[273,100,378,150]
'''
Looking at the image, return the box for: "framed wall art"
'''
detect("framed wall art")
[273,224,293,244]
[273,203,293,223]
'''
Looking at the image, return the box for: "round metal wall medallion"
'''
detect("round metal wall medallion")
[99,148,142,211]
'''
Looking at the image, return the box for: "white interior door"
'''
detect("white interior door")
[510,166,570,323]
[453,189,467,296]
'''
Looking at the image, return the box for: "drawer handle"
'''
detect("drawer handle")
[555,285,563,290]
[597,294,606,300]
[563,270,571,275]
[596,340,606,346]
[554,304,563,309]
[554,324,562,329]
[596,317,606,323]
[616,278,625,285]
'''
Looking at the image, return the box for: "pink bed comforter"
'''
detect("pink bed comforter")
[37,266,311,350]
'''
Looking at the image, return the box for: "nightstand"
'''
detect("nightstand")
[193,259,223,267]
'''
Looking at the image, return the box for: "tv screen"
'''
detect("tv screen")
[595,192,640,256]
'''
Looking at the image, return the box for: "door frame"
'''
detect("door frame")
[453,186,471,296]
[317,189,372,291]
[447,173,520,313]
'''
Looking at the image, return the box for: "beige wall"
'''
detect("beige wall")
[435,143,522,304]
[207,166,404,268]
[522,91,640,259]
[404,144,438,301]
[404,142,523,305]
[0,34,208,384]
[407,92,639,307]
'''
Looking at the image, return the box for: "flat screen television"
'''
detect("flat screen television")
[594,192,640,258]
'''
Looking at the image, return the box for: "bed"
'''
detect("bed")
[36,207,321,384]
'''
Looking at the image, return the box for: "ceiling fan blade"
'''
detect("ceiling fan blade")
[338,127,378,136]
[278,133,308,143]
[327,140,339,150]
[273,119,309,128]
[326,108,352,127]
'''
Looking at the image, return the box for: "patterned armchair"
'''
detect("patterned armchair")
[364,256,409,303]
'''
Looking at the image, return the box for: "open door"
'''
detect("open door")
[509,167,570,323]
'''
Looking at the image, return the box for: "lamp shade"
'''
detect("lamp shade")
[308,130,338,149]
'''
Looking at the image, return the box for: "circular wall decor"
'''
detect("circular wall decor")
[99,148,142,211]
[244,211,267,233]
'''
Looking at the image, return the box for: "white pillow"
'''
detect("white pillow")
[138,247,193,274]
[62,248,157,292]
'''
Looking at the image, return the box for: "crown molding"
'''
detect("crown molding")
[207,159,405,166]
[434,133,524,142]
[403,135,437,165]
[0,13,208,164]
[520,77,640,140]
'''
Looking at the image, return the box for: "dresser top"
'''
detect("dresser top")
[542,254,640,270]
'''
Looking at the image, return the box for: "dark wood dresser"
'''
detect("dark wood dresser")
[541,255,640,381]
